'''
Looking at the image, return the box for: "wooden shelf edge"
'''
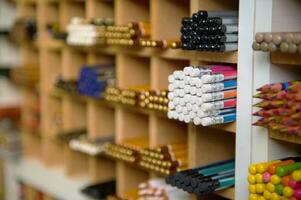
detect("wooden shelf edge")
[271,52,301,66]
[269,130,301,145]
[46,39,237,63]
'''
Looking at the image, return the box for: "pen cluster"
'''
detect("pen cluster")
[165,159,235,196]
[181,10,238,52]
[248,157,301,200]
[253,32,301,54]
[137,178,190,200]
[104,138,187,175]
[77,64,116,99]
[167,65,237,126]
[253,81,301,135]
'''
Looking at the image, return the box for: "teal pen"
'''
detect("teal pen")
[198,162,235,176]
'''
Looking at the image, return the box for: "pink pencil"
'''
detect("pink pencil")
[209,65,237,72]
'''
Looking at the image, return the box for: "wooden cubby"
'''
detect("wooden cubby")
[17,0,241,199]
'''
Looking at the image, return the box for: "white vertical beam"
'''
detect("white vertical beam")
[235,0,256,198]
[252,0,273,163]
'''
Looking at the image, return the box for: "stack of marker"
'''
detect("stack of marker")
[54,77,78,93]
[106,22,150,46]
[67,17,114,46]
[69,135,114,156]
[138,90,169,112]
[104,137,148,163]
[165,159,235,196]
[253,32,301,53]
[56,128,86,142]
[139,143,188,175]
[167,65,237,126]
[138,178,190,200]
[181,10,238,52]
[253,81,301,135]
[77,64,115,99]
[248,157,301,200]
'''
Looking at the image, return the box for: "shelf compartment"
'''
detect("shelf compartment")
[42,137,64,168]
[189,126,235,199]
[116,54,150,88]
[42,96,62,138]
[116,108,149,144]
[151,0,189,40]
[86,0,115,19]
[196,0,239,12]
[62,97,87,131]
[60,0,86,30]
[87,100,115,139]
[151,57,189,90]
[64,148,89,179]
[149,115,188,148]
[189,126,235,166]
[116,161,149,197]
[42,49,61,92]
[62,48,87,80]
[18,2,37,18]
[21,133,42,160]
[88,157,115,183]
[115,0,150,25]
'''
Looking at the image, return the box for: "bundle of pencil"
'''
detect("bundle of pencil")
[248,157,301,200]
[69,135,114,156]
[105,86,168,111]
[104,138,187,175]
[139,143,188,175]
[165,159,235,196]
[138,90,169,112]
[10,65,39,87]
[67,17,113,46]
[168,65,237,126]
[104,87,140,106]
[106,22,150,47]
[138,178,190,200]
[253,32,301,54]
[253,81,301,135]
[103,137,145,163]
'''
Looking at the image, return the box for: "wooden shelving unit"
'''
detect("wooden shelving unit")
[17,0,239,199]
